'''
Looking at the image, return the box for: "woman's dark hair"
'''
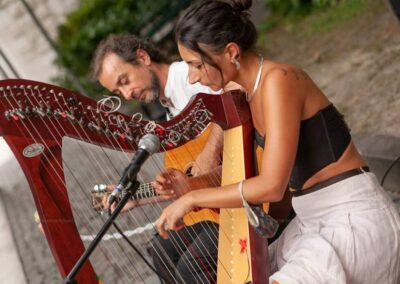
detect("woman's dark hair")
[175,0,257,84]
[176,0,256,60]
[90,34,168,80]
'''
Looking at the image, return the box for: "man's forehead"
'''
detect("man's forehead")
[102,53,124,71]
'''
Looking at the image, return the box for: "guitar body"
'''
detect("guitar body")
[164,125,220,226]
[164,123,212,174]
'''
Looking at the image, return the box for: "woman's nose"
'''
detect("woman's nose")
[188,70,200,85]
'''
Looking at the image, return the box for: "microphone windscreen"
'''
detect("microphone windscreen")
[139,134,160,154]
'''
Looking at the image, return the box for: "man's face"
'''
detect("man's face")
[98,53,161,103]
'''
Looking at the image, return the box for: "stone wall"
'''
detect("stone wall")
[0,0,79,81]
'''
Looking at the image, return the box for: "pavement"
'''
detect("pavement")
[0,194,27,284]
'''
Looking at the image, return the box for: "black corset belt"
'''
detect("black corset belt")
[291,166,370,197]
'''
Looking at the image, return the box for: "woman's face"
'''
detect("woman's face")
[178,42,233,91]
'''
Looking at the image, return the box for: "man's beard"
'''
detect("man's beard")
[144,70,161,103]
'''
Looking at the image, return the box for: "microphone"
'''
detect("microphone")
[108,134,160,207]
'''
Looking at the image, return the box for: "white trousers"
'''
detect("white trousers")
[269,172,400,284]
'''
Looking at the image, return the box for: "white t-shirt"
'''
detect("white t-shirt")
[164,61,220,118]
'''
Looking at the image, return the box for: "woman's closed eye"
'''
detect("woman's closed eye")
[188,62,202,70]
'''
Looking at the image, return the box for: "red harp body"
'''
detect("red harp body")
[0,79,270,283]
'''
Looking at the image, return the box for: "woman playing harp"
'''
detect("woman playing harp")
[155,0,400,283]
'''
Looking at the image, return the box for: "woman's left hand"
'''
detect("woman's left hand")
[156,193,194,239]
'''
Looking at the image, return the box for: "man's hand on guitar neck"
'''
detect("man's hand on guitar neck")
[98,184,138,213]
[94,183,168,214]
[153,168,190,199]
[153,166,222,198]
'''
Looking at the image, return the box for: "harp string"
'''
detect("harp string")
[37,88,149,280]
[0,81,240,282]
[1,85,142,281]
[11,84,222,282]
[95,94,232,282]
[30,86,193,282]
[93,96,222,282]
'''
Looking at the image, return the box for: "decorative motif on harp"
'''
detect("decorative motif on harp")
[0,79,270,283]
[0,81,213,150]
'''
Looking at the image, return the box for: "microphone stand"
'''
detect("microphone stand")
[63,180,140,284]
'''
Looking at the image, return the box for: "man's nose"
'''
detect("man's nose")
[120,87,131,100]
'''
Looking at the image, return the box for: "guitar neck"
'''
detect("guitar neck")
[134,183,157,200]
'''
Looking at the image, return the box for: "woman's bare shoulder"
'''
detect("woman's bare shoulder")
[264,60,309,82]
[259,61,309,109]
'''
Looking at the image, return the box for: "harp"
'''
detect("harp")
[0,79,270,283]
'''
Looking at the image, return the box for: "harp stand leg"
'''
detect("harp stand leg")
[63,181,140,284]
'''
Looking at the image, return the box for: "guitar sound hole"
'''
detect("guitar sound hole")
[185,166,193,177]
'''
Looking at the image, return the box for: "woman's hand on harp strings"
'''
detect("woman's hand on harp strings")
[152,168,191,199]
[156,193,194,239]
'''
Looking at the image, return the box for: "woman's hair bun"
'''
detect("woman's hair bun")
[230,0,252,12]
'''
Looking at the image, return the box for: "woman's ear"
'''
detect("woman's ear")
[136,49,151,65]
[225,42,241,63]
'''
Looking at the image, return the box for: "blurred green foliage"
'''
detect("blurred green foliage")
[258,0,366,46]
[261,0,341,31]
[264,0,340,16]
[54,0,191,99]
[303,0,365,35]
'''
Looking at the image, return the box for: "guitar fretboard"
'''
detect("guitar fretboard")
[134,183,156,200]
